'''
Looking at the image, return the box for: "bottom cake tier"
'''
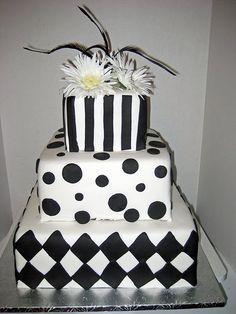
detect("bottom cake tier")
[13,185,198,289]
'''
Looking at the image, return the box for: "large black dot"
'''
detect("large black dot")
[47,141,64,149]
[148,201,166,220]
[147,148,160,155]
[149,141,166,148]
[57,152,65,157]
[136,183,146,192]
[42,172,55,184]
[122,158,139,174]
[42,198,60,216]
[93,152,110,160]
[95,175,109,187]
[124,208,140,222]
[55,133,64,139]
[154,166,167,178]
[75,211,90,224]
[75,193,84,201]
[108,193,127,212]
[62,163,82,183]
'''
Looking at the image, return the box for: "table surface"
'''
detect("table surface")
[0,234,226,312]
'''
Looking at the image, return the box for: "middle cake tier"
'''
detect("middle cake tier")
[38,128,172,222]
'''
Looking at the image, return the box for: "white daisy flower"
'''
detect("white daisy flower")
[61,51,114,97]
[131,66,154,96]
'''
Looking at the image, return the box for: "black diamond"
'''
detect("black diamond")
[182,261,197,286]
[45,263,71,289]
[19,263,44,288]
[72,264,99,289]
[43,231,70,262]
[71,234,99,263]
[183,231,199,261]
[101,262,126,288]
[155,263,182,288]
[100,233,128,261]
[129,233,156,261]
[14,230,42,261]
[128,262,154,288]
[156,232,183,262]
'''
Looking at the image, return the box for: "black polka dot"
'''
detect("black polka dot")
[122,159,139,174]
[42,198,60,216]
[95,175,109,187]
[57,152,65,157]
[108,193,127,212]
[42,172,55,184]
[93,152,110,160]
[154,166,167,178]
[55,133,64,139]
[148,201,166,220]
[62,163,82,183]
[75,193,84,201]
[35,158,40,174]
[149,141,166,148]
[124,208,140,222]
[47,141,64,149]
[147,148,160,155]
[136,183,146,192]
[147,133,159,138]
[75,211,90,224]
[58,128,64,132]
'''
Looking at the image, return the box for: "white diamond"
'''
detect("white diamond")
[146,253,166,273]
[60,250,83,276]
[30,250,56,274]
[87,251,109,275]
[15,250,27,272]
[117,251,139,272]
[171,252,193,273]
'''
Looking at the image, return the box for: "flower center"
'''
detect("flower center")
[81,74,101,89]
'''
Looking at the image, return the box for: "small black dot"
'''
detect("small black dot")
[75,193,84,201]
[148,201,166,220]
[42,172,55,184]
[42,198,60,216]
[147,148,160,155]
[57,152,65,157]
[93,152,110,160]
[58,128,64,132]
[122,158,139,174]
[75,211,90,224]
[149,141,166,148]
[124,208,140,222]
[62,163,82,183]
[95,175,109,187]
[154,166,167,178]
[35,158,40,174]
[55,133,64,139]
[108,193,127,212]
[136,183,146,192]
[47,141,64,149]
[146,133,159,138]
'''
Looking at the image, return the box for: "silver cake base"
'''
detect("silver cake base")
[0,234,226,312]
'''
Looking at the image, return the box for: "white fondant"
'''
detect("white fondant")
[141,279,162,289]
[131,94,140,149]
[93,95,104,151]
[118,276,136,288]
[15,251,27,273]
[87,251,109,276]
[60,250,83,276]
[75,97,85,150]
[117,252,139,272]
[113,93,122,151]
[38,129,171,222]
[14,185,197,289]
[146,253,166,273]
[171,252,194,273]
[30,250,56,275]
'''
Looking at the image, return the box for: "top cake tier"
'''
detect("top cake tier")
[63,92,147,152]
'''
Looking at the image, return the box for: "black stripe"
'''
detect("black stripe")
[136,96,147,150]
[85,97,95,151]
[62,96,66,150]
[66,96,79,152]
[121,95,132,150]
[103,95,114,151]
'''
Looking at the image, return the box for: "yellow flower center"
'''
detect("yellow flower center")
[81,74,101,89]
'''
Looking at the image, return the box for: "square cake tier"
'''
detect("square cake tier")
[14,185,198,289]
[37,129,172,222]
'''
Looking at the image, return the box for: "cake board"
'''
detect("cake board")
[0,234,226,312]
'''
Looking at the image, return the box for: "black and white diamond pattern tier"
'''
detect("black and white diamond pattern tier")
[38,129,171,222]
[14,185,198,289]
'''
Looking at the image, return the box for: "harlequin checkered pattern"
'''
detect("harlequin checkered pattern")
[14,229,198,289]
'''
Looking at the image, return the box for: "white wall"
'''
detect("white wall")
[198,0,236,271]
[0,0,211,219]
